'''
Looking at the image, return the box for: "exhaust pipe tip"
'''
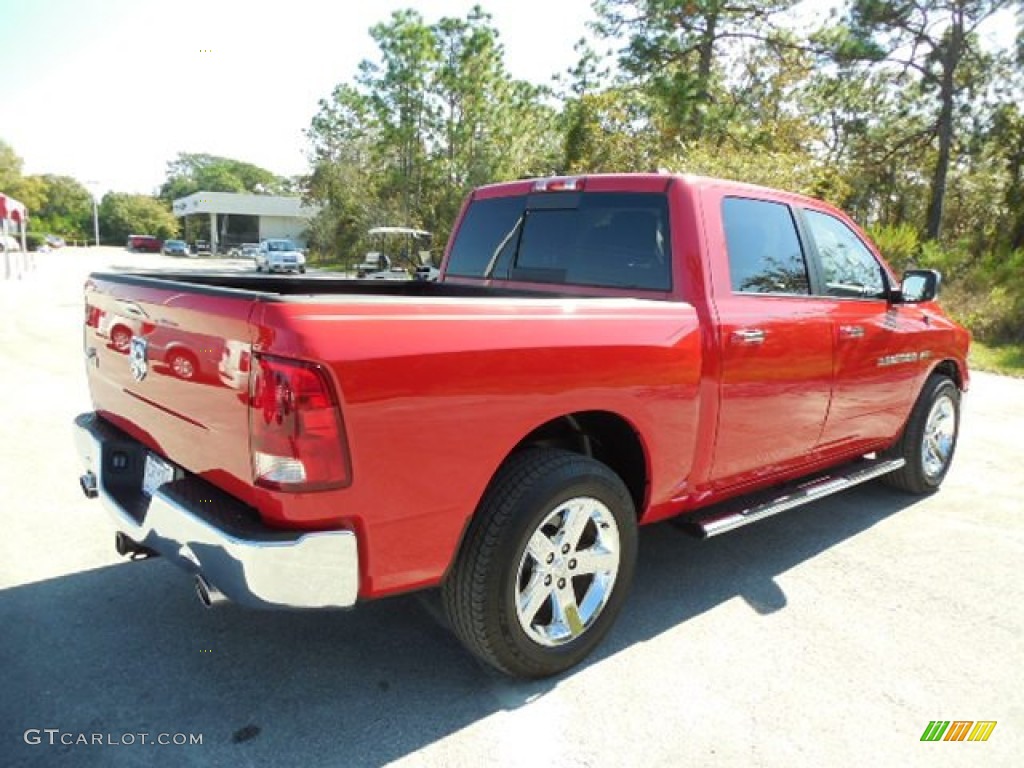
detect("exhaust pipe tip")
[79,472,98,499]
[195,575,228,608]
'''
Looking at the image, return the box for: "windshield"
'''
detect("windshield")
[267,241,295,252]
[446,192,672,291]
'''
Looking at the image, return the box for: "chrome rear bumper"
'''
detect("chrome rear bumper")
[73,412,359,609]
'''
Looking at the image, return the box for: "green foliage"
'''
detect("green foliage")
[297,3,1024,345]
[20,175,93,238]
[99,193,179,242]
[592,0,799,145]
[0,139,24,191]
[970,340,1024,376]
[159,153,290,202]
[827,1,1005,240]
[0,144,93,238]
[867,223,920,272]
[24,5,1024,345]
[306,6,561,260]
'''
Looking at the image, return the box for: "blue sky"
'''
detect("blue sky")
[1,0,1013,197]
[1,0,599,195]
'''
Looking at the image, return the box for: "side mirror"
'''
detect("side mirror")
[896,269,941,303]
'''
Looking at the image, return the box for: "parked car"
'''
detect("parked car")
[45,234,66,249]
[145,326,224,381]
[162,239,190,257]
[126,235,162,253]
[240,243,260,259]
[74,173,969,679]
[192,240,211,255]
[255,239,306,273]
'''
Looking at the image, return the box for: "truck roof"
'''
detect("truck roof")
[472,172,833,211]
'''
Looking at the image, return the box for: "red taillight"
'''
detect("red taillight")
[248,355,351,492]
[532,176,585,193]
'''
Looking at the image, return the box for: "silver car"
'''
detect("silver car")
[255,239,306,274]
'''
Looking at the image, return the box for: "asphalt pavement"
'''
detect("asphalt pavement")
[0,247,1020,767]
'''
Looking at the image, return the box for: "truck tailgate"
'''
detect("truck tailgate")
[83,274,258,504]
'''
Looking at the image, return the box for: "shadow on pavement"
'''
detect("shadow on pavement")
[1,483,916,767]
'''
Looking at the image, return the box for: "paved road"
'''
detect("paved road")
[1,247,1021,767]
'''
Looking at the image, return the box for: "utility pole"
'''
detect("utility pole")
[86,181,101,246]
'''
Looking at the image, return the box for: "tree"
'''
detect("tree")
[0,140,24,192]
[27,175,93,237]
[593,0,799,143]
[99,193,179,242]
[361,9,439,220]
[830,0,1005,240]
[306,84,382,260]
[159,153,289,202]
[305,6,559,257]
[990,102,1024,250]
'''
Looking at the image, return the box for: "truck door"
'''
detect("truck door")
[708,196,835,488]
[797,208,922,451]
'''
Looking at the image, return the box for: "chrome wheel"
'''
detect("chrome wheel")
[515,496,621,647]
[922,394,956,479]
[170,354,196,379]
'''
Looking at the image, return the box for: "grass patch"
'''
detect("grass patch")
[969,340,1024,377]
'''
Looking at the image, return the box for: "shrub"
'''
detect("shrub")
[867,223,920,272]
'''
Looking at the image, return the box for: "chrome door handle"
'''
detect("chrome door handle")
[731,329,766,345]
[839,325,865,339]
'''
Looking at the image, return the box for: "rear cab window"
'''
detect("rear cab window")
[446,188,673,293]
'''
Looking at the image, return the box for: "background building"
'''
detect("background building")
[172,191,318,253]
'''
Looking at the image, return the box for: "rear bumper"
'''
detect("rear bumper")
[73,412,359,609]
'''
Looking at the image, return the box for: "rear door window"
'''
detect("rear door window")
[722,197,810,295]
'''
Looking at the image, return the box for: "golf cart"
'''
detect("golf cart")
[356,227,437,281]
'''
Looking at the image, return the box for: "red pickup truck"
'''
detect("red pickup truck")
[74,173,969,678]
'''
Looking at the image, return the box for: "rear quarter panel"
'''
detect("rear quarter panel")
[255,296,702,596]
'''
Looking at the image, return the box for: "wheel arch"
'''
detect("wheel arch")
[507,410,650,517]
[929,358,966,391]
[109,321,132,338]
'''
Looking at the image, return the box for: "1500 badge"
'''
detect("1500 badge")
[878,350,931,367]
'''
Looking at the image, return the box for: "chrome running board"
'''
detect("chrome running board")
[681,457,906,539]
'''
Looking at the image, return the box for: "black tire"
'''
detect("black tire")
[442,448,638,678]
[882,374,961,494]
[255,264,263,273]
